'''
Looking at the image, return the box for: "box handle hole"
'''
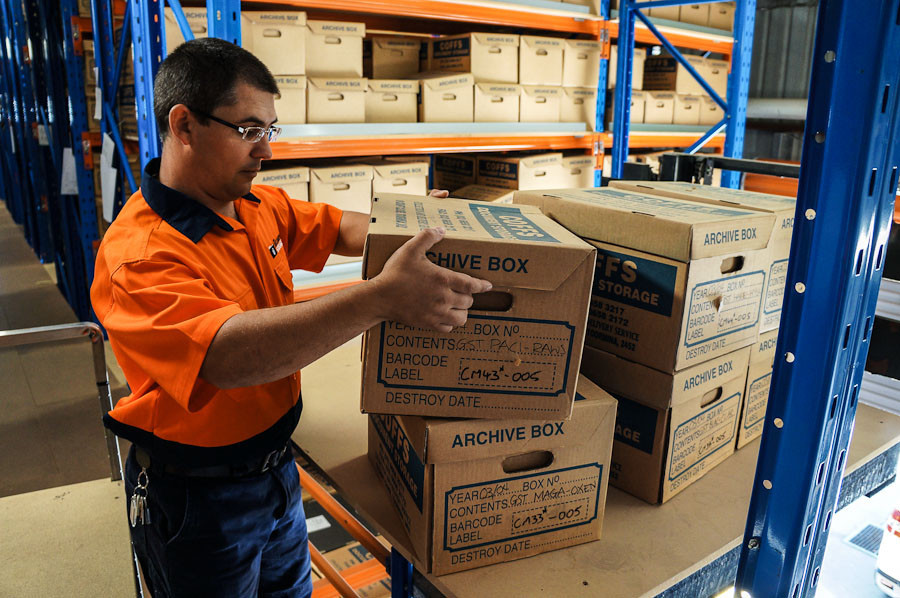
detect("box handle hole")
[325,36,342,45]
[262,29,283,38]
[382,94,398,102]
[442,93,457,101]
[471,291,513,312]
[701,386,723,408]
[331,183,350,191]
[391,178,408,187]
[502,450,554,474]
[720,256,745,274]
[536,49,548,56]
[491,96,504,103]
[327,93,345,102]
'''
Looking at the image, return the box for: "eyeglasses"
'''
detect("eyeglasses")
[190,108,282,143]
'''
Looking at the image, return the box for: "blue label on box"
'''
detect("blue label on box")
[370,414,426,512]
[592,247,678,317]
[612,394,658,455]
[469,204,560,243]
[432,37,471,59]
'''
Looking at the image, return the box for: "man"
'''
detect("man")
[91,38,491,597]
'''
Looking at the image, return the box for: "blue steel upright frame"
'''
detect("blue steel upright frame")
[736,0,900,596]
[610,0,754,188]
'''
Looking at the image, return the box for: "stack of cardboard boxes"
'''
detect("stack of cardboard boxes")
[515,182,795,503]
[647,2,736,31]
[641,53,728,126]
[363,193,617,575]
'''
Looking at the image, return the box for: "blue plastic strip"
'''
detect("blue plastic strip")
[686,118,727,154]
[633,10,727,110]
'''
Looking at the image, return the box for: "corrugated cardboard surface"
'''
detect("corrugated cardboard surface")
[257,165,309,202]
[361,194,596,419]
[274,76,307,124]
[609,181,796,333]
[164,7,208,55]
[562,40,602,88]
[307,78,366,123]
[305,20,365,78]
[474,84,521,122]
[560,155,595,188]
[242,11,306,75]
[560,87,598,131]
[430,33,519,83]
[519,36,564,86]
[582,344,749,503]
[738,328,778,448]
[643,55,707,95]
[433,154,477,192]
[699,94,725,125]
[644,91,676,124]
[367,375,616,574]
[365,37,421,79]
[608,45,645,90]
[365,80,418,123]
[477,153,565,191]
[450,185,516,204]
[680,3,711,25]
[519,86,562,122]
[417,73,475,122]
[708,2,736,31]
[309,164,373,213]
[674,94,702,125]
[364,159,429,196]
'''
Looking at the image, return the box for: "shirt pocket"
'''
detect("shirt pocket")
[272,252,295,305]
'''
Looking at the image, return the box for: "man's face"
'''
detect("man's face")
[191,81,277,201]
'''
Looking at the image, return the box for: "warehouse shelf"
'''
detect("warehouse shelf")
[608,15,734,57]
[876,278,900,324]
[859,372,900,417]
[247,0,603,34]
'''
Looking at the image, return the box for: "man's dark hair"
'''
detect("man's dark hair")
[153,38,279,140]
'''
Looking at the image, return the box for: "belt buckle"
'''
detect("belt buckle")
[260,445,287,474]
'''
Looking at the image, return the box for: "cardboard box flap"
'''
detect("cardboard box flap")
[404,377,615,464]
[563,87,598,98]
[310,165,373,184]
[521,86,562,98]
[521,36,564,50]
[471,32,519,47]
[610,181,797,213]
[364,159,429,178]
[476,83,521,97]
[167,8,208,32]
[671,347,751,407]
[274,75,307,90]
[373,38,420,51]
[419,73,475,91]
[581,345,676,411]
[257,166,310,185]
[308,78,367,91]
[365,194,595,291]
[450,185,516,203]
[243,11,306,27]
[565,39,602,51]
[514,188,774,262]
[368,79,418,93]
[306,20,365,37]
[562,155,593,169]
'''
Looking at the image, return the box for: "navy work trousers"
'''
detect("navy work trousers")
[124,445,312,597]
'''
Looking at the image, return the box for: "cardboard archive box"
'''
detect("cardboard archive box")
[242,11,306,75]
[433,154,477,192]
[560,87,599,131]
[305,20,365,78]
[674,94,702,125]
[609,181,797,333]
[307,78,366,123]
[739,328,778,448]
[708,2,736,31]
[363,159,429,196]
[273,76,307,124]
[361,194,596,419]
[418,73,475,122]
[606,90,647,126]
[364,38,421,79]
[643,54,707,95]
[643,91,676,124]
[430,33,519,83]
[701,59,729,98]
[608,45,645,90]
[519,86,562,122]
[367,374,616,574]
[366,80,418,123]
[562,40,603,88]
[519,36,564,86]
[699,95,725,125]
[474,84,521,122]
[560,155,595,189]
[309,164,373,213]
[647,6,680,19]
[164,7,208,55]
[514,187,774,372]
[477,153,565,191]
[680,4,711,25]
[581,344,749,503]
[450,185,516,204]
[82,40,96,87]
[257,165,310,202]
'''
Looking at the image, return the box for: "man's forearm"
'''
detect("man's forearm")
[332,211,369,256]
[200,280,382,388]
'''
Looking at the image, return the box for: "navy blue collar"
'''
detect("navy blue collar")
[142,158,260,243]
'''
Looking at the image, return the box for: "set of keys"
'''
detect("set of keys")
[129,467,151,527]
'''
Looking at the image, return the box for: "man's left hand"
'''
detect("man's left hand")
[429,189,449,199]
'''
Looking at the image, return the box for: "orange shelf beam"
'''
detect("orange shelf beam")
[253,0,603,35]
[272,133,595,160]
[608,19,734,58]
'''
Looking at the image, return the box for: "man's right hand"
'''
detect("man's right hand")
[371,227,492,333]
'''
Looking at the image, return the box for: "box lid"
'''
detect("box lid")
[274,75,307,89]
[481,152,563,170]
[476,83,521,97]
[368,79,418,93]
[521,85,562,98]
[562,87,598,98]
[399,375,616,464]
[561,155,593,169]
[450,184,516,203]
[751,328,779,366]
[165,6,207,24]
[521,35,564,50]
[609,181,796,215]
[362,159,429,178]
[308,78,367,92]
[364,194,595,291]
[242,10,306,26]
[564,39,602,51]
[310,164,373,184]
[418,72,475,91]
[513,187,774,261]
[372,38,420,51]
[257,165,310,185]
[471,32,519,47]
[306,20,365,36]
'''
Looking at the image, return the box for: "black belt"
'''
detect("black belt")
[134,442,291,479]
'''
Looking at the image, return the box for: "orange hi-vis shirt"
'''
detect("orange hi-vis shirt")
[91,159,343,466]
